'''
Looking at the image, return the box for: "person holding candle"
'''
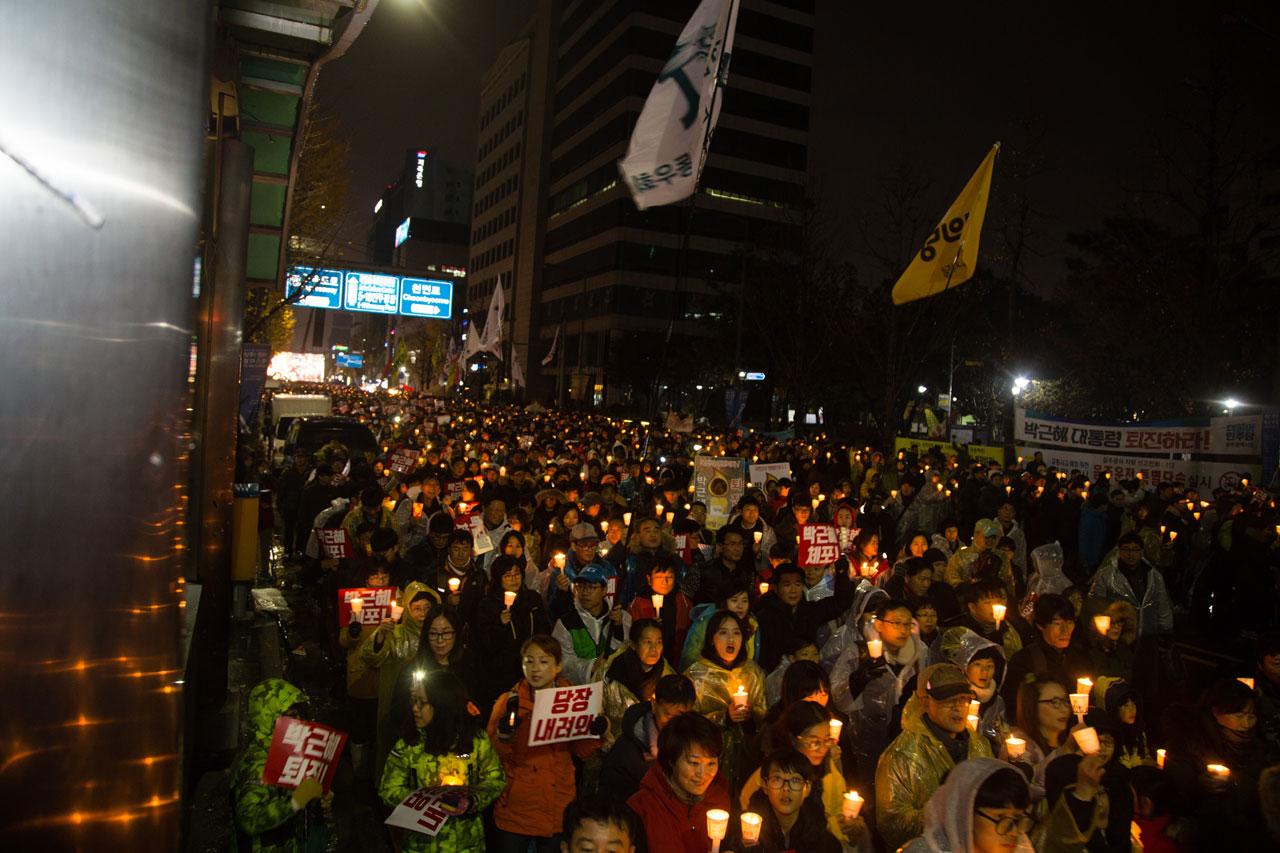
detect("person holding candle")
[473,553,552,710]
[938,627,1011,753]
[380,669,506,852]
[724,748,843,852]
[898,758,1034,853]
[338,562,394,779]
[755,562,857,673]
[598,674,699,800]
[681,580,762,673]
[685,611,768,794]
[422,528,486,627]
[1001,594,1091,712]
[847,529,890,585]
[487,635,607,853]
[1087,676,1152,768]
[949,578,1022,659]
[876,663,995,850]
[602,619,677,746]
[1081,598,1137,684]
[626,554,694,666]
[626,711,732,853]
[1003,675,1074,801]
[552,563,631,685]
[1030,752,1111,852]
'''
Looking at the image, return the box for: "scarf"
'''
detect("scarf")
[606,647,664,702]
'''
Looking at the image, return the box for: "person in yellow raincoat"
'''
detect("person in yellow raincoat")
[683,610,767,795]
[361,580,438,779]
[876,662,994,850]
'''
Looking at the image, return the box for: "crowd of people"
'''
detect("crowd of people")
[231,386,1280,852]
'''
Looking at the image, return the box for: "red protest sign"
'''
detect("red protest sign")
[385,786,478,836]
[798,523,840,567]
[338,586,397,626]
[672,534,693,566]
[315,527,353,559]
[388,449,420,474]
[444,480,465,503]
[261,717,347,794]
[528,683,602,747]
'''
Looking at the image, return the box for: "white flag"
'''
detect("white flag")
[479,278,505,360]
[618,0,739,210]
[510,348,526,389]
[541,326,559,366]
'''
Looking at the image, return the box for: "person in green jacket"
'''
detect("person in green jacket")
[379,669,506,852]
[231,678,332,853]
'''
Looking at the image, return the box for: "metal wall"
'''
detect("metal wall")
[0,0,210,846]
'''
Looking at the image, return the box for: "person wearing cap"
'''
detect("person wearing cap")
[341,484,401,550]
[944,519,1012,590]
[546,522,622,618]
[875,662,994,850]
[938,627,1011,754]
[552,562,631,685]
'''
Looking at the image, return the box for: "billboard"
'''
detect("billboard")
[394,216,411,248]
[399,278,454,319]
[285,267,343,310]
[335,352,364,369]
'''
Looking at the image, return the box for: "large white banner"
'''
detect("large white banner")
[1016,445,1259,492]
[618,0,739,209]
[1016,409,1261,457]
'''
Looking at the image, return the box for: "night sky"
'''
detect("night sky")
[318,1,1277,292]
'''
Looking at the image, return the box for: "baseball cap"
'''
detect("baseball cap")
[571,523,600,542]
[581,492,603,508]
[918,663,972,701]
[574,564,608,586]
[974,518,1001,537]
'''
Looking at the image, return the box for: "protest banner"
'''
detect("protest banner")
[1016,408,1261,456]
[338,586,396,627]
[261,717,347,794]
[437,415,451,425]
[693,455,747,530]
[748,462,791,487]
[452,512,494,555]
[1014,445,1260,492]
[518,434,537,449]
[444,480,466,503]
[673,533,693,566]
[893,437,1005,468]
[528,682,603,747]
[388,449,420,474]
[315,527,353,559]
[385,787,477,836]
[798,523,840,567]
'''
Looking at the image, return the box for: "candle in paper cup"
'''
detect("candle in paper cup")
[740,812,762,844]
[890,490,898,499]
[413,503,423,518]
[1207,763,1230,779]
[706,808,729,850]
[349,596,364,615]
[753,530,763,544]
[503,591,516,609]
[866,639,883,659]
[732,685,749,710]
[992,603,1006,625]
[439,774,464,787]
[968,700,980,719]
[553,552,566,569]
[448,577,461,593]
[1239,677,1255,690]
[651,593,664,612]
[1077,677,1093,696]
[1073,726,1100,754]
[1070,693,1089,719]
[759,581,769,596]
[665,511,674,524]
[829,718,843,741]
[600,520,609,533]
[1006,736,1026,758]
[623,512,632,527]
[842,791,864,819]
[1156,748,1166,768]
[812,498,820,510]
[1094,615,1111,634]
[390,601,404,621]
[654,503,664,516]
[967,714,979,729]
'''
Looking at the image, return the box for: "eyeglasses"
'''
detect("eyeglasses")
[428,631,455,641]
[877,619,913,629]
[796,736,836,749]
[1039,696,1071,710]
[974,810,1034,835]
[410,697,431,709]
[764,775,807,791]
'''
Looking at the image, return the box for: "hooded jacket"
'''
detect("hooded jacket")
[1088,558,1173,639]
[361,581,437,779]
[875,691,995,849]
[601,645,676,748]
[938,627,1010,750]
[680,602,759,673]
[626,761,732,853]
[231,679,312,853]
[597,701,659,800]
[899,757,1035,853]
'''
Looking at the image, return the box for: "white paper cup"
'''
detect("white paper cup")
[1073,726,1100,754]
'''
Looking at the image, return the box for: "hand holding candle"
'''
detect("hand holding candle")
[753,530,763,544]
[448,577,461,593]
[349,596,364,616]
[651,593,664,612]
[504,590,516,609]
[706,808,729,853]
[866,638,883,659]
[1094,615,1111,634]
[842,791,863,819]
[740,812,762,845]
[553,552,566,569]
[1006,736,1026,758]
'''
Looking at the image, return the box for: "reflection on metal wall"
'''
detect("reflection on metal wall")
[0,0,210,846]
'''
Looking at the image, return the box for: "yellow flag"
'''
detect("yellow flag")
[891,143,999,305]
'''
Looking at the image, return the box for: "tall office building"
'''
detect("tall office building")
[470,0,813,404]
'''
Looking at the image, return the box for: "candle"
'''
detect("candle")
[654,503,664,516]
[553,552,566,569]
[1070,693,1089,721]
[1006,736,1026,758]
[1207,763,1230,779]
[390,601,404,621]
[991,603,1006,626]
[829,718,843,741]
[1239,677,1255,690]
[413,502,423,518]
[842,791,864,819]
[651,593,664,612]
[665,511,674,524]
[812,498,820,509]
[623,512,632,527]
[1156,748,1166,768]
[968,700,980,719]
[866,639,883,659]
[967,714,979,729]
[732,685,749,710]
[1073,726,1100,754]
[1077,677,1093,696]
[753,530,763,544]
[1169,530,1178,541]
[1094,615,1111,634]
[504,591,516,609]
[440,774,464,787]
[448,577,461,593]
[740,812,762,844]
[600,520,609,532]
[890,490,898,499]
[707,808,729,853]
[349,596,364,615]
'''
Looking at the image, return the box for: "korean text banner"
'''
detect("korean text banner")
[1016,408,1261,457]
[528,683,603,747]
[338,586,396,627]
[694,455,747,530]
[261,717,347,794]
[749,462,791,487]
[798,524,840,567]
[1014,445,1259,492]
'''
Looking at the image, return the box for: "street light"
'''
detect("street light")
[917,385,927,394]
[1011,384,1022,396]
[1014,376,1030,390]
[1224,398,1240,414]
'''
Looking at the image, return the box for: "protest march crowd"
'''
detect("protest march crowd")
[231,385,1280,853]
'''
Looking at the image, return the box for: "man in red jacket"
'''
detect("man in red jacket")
[627,712,730,853]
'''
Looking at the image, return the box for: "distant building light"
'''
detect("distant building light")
[415,151,427,188]
[394,217,411,247]
[373,198,383,213]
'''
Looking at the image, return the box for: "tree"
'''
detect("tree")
[243,287,295,354]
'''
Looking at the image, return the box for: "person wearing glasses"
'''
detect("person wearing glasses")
[723,747,842,853]
[1003,674,1076,802]
[876,663,995,850]
[899,757,1035,853]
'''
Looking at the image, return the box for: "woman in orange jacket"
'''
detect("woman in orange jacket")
[486,634,608,852]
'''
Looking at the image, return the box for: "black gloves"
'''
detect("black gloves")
[849,656,889,696]
[497,692,520,741]
[588,714,609,737]
[348,623,362,638]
